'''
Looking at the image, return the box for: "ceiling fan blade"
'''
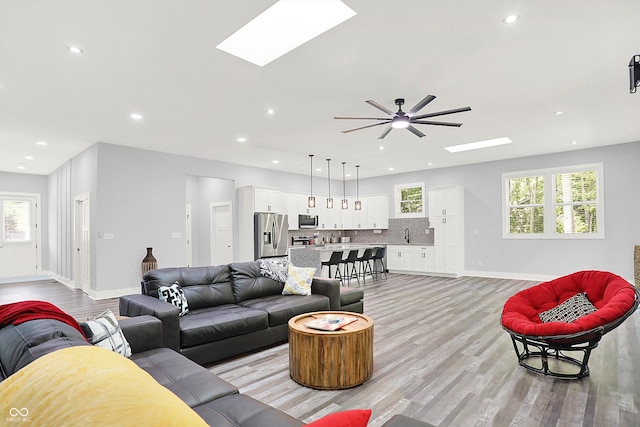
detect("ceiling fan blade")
[378,125,393,139]
[334,117,391,121]
[406,125,425,138]
[366,100,395,116]
[342,121,391,134]
[411,120,463,127]
[411,106,472,120]
[408,95,436,115]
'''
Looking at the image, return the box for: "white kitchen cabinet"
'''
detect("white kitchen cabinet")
[387,245,415,271]
[283,192,300,230]
[415,246,435,272]
[428,186,464,276]
[351,198,368,229]
[366,195,389,229]
[254,188,283,212]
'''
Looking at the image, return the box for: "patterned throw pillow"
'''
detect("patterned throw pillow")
[259,257,290,283]
[158,282,189,316]
[283,264,316,296]
[80,309,132,357]
[539,292,597,323]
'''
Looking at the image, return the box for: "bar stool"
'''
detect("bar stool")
[321,251,344,283]
[356,248,374,284]
[371,246,387,280]
[341,249,360,286]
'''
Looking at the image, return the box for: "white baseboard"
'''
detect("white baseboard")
[463,270,556,282]
[87,286,140,300]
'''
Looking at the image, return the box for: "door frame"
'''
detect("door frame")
[210,201,233,265]
[0,191,42,278]
[185,204,193,267]
[73,192,91,293]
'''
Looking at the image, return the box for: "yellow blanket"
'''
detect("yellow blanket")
[0,346,208,426]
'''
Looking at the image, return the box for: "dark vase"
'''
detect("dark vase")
[141,247,157,277]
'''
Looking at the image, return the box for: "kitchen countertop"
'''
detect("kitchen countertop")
[290,243,383,251]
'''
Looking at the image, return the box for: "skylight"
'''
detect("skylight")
[444,137,514,153]
[216,0,357,67]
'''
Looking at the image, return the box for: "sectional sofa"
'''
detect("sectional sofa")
[119,260,364,365]
[0,306,432,427]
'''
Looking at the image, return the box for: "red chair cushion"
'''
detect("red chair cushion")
[501,270,637,336]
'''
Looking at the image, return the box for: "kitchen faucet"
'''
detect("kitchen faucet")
[404,228,410,244]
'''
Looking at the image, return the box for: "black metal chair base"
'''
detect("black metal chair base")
[508,333,602,379]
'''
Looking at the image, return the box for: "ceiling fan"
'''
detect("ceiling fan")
[334,95,471,139]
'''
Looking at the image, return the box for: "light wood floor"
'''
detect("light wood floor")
[2,274,638,427]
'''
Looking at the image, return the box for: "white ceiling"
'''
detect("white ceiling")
[1,0,639,179]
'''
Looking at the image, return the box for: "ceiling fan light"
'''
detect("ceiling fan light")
[391,116,409,129]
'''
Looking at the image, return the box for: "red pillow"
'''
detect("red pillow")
[306,409,372,427]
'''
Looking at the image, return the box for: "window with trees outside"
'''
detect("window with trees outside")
[502,163,603,239]
[394,183,425,218]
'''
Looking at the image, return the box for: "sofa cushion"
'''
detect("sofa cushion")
[142,266,235,309]
[0,346,209,426]
[193,394,303,427]
[130,347,238,407]
[340,287,364,307]
[0,319,89,378]
[179,305,269,348]
[80,309,132,357]
[238,294,330,327]
[158,282,190,316]
[229,261,284,302]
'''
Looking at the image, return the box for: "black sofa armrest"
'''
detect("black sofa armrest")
[119,294,180,351]
[119,315,163,354]
[311,277,341,310]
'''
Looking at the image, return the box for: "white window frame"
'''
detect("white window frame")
[394,182,425,218]
[502,163,604,239]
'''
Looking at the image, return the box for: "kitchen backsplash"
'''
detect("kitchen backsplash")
[289,217,434,245]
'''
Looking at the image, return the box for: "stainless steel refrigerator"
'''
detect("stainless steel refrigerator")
[254,212,288,259]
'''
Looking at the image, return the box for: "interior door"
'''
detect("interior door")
[211,203,233,265]
[185,204,193,267]
[0,193,39,278]
[74,194,91,292]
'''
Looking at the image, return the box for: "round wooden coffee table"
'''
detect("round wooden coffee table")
[288,311,374,390]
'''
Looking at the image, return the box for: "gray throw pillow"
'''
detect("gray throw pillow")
[538,292,597,323]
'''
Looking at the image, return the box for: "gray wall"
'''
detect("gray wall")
[361,141,640,281]
[4,139,639,295]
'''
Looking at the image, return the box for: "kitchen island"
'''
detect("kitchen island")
[289,244,383,278]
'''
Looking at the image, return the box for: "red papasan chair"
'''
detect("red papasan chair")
[501,270,639,379]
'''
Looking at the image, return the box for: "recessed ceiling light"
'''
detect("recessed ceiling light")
[388,167,394,171]
[572,140,578,145]
[266,108,275,115]
[503,14,520,24]
[17,163,25,170]
[379,146,384,150]
[237,137,247,142]
[25,156,34,160]
[36,141,47,146]
[554,111,563,115]
[428,162,432,166]
[346,173,352,177]
[272,160,279,164]
[316,168,322,172]
[445,137,514,153]
[216,0,357,66]
[67,45,84,54]
[130,113,143,120]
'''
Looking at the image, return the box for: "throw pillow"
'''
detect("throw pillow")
[80,309,132,357]
[306,409,372,427]
[539,292,597,323]
[158,281,189,316]
[283,264,316,296]
[259,257,290,283]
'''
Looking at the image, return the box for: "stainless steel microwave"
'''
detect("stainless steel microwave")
[298,214,319,229]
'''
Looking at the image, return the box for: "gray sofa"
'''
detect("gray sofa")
[0,314,432,427]
[119,260,364,366]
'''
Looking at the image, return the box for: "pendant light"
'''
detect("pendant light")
[341,161,348,209]
[326,158,333,209]
[307,154,316,208]
[354,165,362,210]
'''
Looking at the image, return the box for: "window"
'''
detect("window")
[502,163,603,239]
[3,199,32,242]
[395,182,425,218]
